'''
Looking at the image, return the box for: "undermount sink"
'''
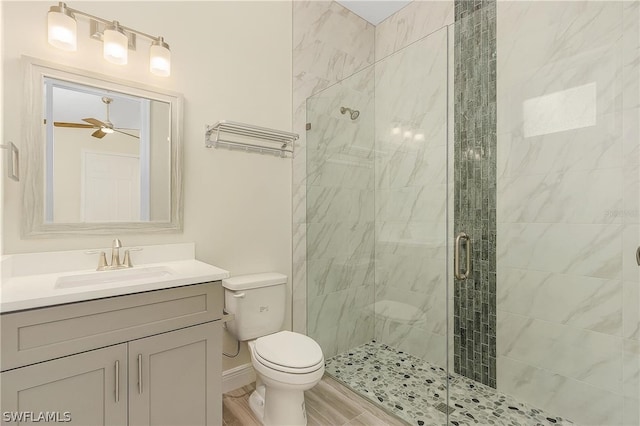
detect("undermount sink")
[55,266,174,289]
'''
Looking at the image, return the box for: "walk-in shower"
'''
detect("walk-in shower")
[306,1,639,425]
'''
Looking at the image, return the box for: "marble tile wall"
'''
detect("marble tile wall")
[374,1,453,61]
[292,0,374,337]
[496,1,640,424]
[373,27,450,368]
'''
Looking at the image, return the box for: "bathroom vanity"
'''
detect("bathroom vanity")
[0,243,229,426]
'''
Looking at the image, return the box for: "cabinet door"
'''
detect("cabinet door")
[128,322,222,426]
[1,344,127,426]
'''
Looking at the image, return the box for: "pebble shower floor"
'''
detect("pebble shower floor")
[324,341,573,426]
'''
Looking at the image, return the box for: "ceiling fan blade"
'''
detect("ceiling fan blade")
[91,129,107,139]
[83,118,105,127]
[113,129,140,139]
[53,121,96,128]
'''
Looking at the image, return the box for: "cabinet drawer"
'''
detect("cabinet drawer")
[1,282,223,371]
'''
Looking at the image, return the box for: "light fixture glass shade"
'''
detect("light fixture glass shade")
[47,4,76,51]
[103,22,128,65]
[149,37,171,77]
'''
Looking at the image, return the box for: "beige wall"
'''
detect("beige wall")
[2,1,292,372]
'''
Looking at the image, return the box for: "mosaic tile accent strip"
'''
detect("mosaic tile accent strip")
[453,0,497,387]
[325,341,573,426]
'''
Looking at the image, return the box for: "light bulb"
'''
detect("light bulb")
[149,37,171,77]
[47,3,76,51]
[103,22,128,65]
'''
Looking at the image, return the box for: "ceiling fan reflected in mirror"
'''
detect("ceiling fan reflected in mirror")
[53,97,140,139]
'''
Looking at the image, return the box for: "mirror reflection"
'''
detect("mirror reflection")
[45,78,171,223]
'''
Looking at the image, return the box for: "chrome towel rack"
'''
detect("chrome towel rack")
[205,121,298,158]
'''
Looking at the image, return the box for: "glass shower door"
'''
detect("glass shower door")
[306,25,452,425]
[306,64,376,359]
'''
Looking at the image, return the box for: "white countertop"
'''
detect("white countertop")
[0,243,229,313]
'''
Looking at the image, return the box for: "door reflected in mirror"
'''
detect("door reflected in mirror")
[23,57,183,236]
[45,78,171,223]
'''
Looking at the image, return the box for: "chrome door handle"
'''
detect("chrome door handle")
[137,354,143,394]
[454,232,471,280]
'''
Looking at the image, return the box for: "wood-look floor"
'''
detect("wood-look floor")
[223,375,408,426]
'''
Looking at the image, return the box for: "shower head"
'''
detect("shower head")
[340,106,360,120]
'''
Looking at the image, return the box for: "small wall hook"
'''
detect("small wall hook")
[0,141,19,182]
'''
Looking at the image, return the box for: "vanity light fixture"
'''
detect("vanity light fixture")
[47,3,76,51]
[47,2,171,76]
[149,37,171,77]
[102,21,128,65]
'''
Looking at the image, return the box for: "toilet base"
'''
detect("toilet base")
[248,384,308,426]
[249,385,266,421]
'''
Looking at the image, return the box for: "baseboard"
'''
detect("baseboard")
[222,363,256,393]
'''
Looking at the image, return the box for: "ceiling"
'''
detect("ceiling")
[52,86,141,130]
[335,0,412,25]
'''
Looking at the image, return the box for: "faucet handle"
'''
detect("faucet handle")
[87,250,109,270]
[122,247,143,268]
[97,252,108,270]
[123,250,133,268]
[112,238,122,249]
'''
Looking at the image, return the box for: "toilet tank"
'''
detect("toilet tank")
[222,273,287,341]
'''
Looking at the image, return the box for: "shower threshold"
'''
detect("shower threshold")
[325,341,573,426]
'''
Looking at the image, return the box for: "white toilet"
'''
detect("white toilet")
[222,273,324,426]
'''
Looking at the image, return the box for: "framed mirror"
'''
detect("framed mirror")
[22,57,183,236]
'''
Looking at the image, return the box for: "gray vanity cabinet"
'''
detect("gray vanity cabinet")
[128,321,222,426]
[0,282,224,426]
[1,344,128,425]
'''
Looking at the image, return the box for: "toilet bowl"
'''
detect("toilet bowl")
[222,273,325,426]
[247,331,324,425]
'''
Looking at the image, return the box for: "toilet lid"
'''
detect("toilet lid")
[254,331,323,370]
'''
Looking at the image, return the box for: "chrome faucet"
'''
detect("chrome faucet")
[96,238,134,271]
[111,238,123,267]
